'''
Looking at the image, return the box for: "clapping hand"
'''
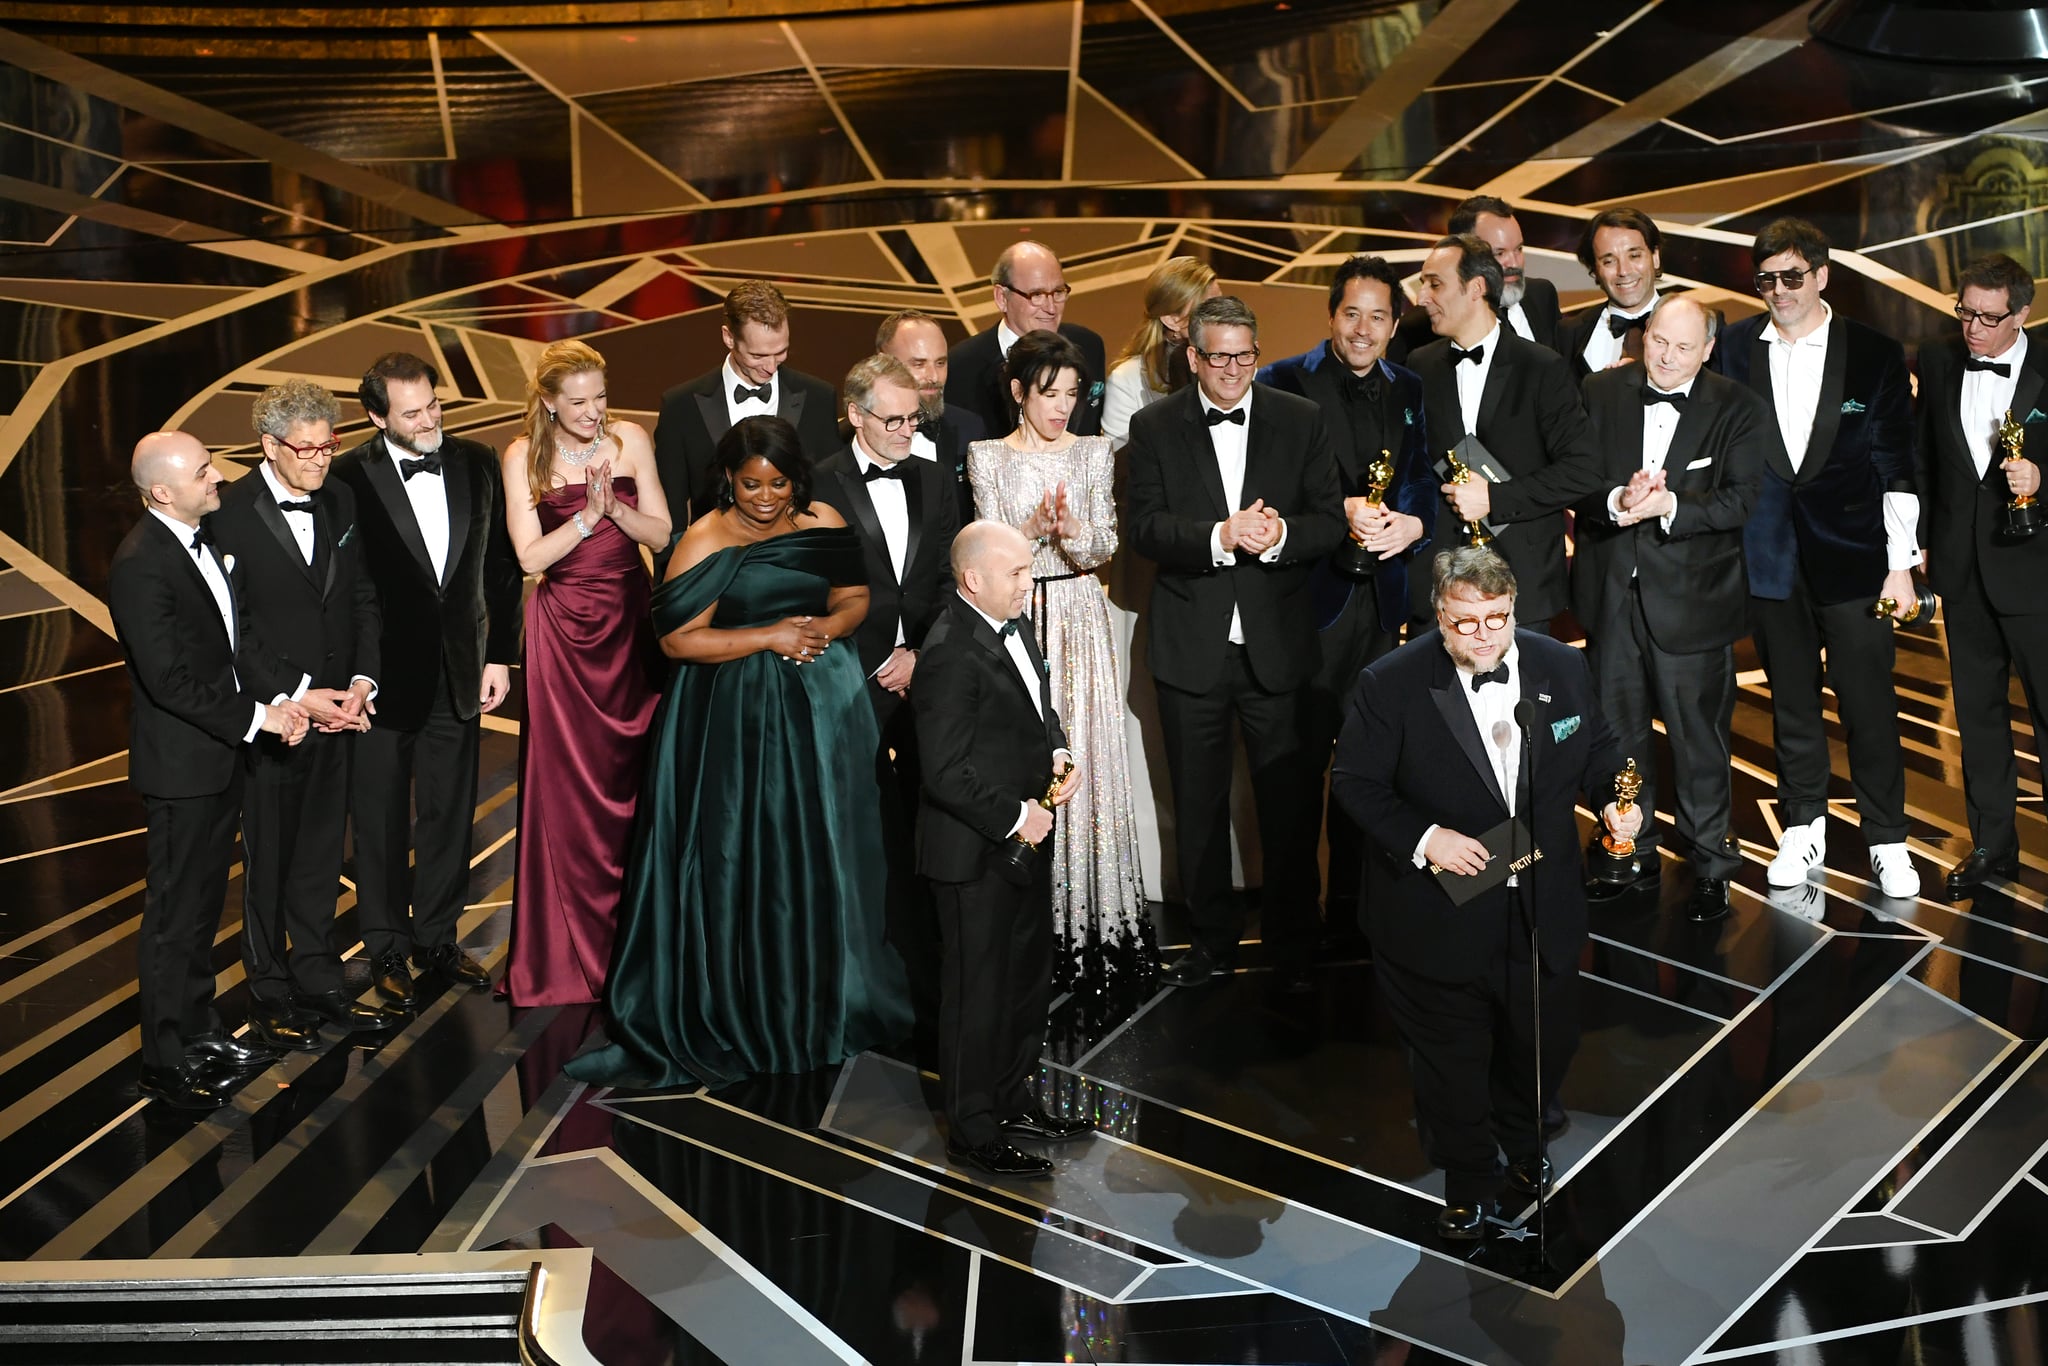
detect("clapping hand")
[1615,469,1675,527]
[1021,483,1077,542]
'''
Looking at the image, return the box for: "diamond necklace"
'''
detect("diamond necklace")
[559,428,605,466]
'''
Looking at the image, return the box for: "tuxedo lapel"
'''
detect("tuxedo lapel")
[157,518,232,649]
[837,470,896,586]
[1941,347,1977,484]
[1184,399,1233,519]
[315,499,337,598]
[778,382,806,432]
[2011,365,2044,470]
[1430,655,1507,813]
[1661,383,1711,479]
[1747,330,1797,483]
[252,489,315,588]
[1298,352,1362,484]
[1476,336,1512,439]
[1798,315,1847,486]
[441,448,473,589]
[901,464,927,578]
[969,606,1041,717]
[696,389,732,447]
[1243,394,1277,505]
[364,440,437,585]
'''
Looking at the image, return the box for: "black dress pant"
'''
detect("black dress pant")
[934,858,1053,1148]
[1306,586,1397,923]
[240,728,349,1002]
[1594,584,1740,877]
[351,676,480,959]
[871,683,938,1045]
[1942,564,2048,857]
[1375,911,1578,1206]
[138,774,241,1067]
[1155,645,1320,964]
[1751,573,1907,845]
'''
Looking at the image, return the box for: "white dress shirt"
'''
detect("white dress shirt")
[1452,322,1502,436]
[1604,377,1689,536]
[393,438,451,582]
[260,462,317,565]
[1505,299,1535,343]
[149,506,265,742]
[1413,643,1522,869]
[852,435,911,648]
[909,427,940,463]
[960,592,1070,836]
[722,355,777,431]
[996,321,1022,358]
[1962,331,2028,480]
[1581,294,1660,373]
[1201,390,1288,644]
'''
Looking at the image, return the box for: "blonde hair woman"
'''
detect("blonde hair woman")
[1102,256,1220,451]
[499,339,671,1006]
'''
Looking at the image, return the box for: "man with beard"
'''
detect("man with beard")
[333,352,523,1005]
[878,309,986,525]
[1393,196,1562,362]
[946,241,1107,438]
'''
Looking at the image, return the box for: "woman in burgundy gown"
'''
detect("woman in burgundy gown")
[501,339,671,1006]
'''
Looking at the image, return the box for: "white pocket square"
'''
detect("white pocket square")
[1684,456,1713,471]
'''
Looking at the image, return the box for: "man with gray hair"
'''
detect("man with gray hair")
[209,379,402,1047]
[944,240,1107,438]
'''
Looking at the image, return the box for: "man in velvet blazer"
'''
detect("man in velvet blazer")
[1571,298,1767,918]
[1713,218,1921,899]
[333,353,522,1005]
[1125,295,1346,990]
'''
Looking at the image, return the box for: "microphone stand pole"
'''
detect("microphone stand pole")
[1514,699,1548,1267]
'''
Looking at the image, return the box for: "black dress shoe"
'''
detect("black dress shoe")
[185,1031,284,1072]
[372,951,417,1006]
[246,1000,322,1053]
[1688,877,1731,922]
[1160,946,1232,988]
[1505,1156,1554,1199]
[998,1108,1094,1143]
[415,943,491,989]
[296,989,406,1032]
[139,1063,229,1111]
[1435,1201,1489,1241]
[1944,848,2019,898]
[945,1138,1054,1178]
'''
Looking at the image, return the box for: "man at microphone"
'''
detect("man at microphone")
[1333,546,1637,1242]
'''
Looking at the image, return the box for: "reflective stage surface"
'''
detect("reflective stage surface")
[1,1,2045,1362]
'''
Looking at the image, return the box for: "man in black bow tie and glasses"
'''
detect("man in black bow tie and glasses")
[333,352,522,1005]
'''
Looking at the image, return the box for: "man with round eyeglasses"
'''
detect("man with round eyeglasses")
[945,241,1107,438]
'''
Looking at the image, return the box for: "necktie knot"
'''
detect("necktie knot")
[188,525,212,553]
[1206,406,1246,427]
[1608,311,1650,338]
[1965,356,2012,377]
[1451,345,1484,367]
[400,454,443,480]
[1469,664,1508,693]
[1641,387,1687,409]
[861,461,907,483]
[734,382,772,405]
[277,498,317,513]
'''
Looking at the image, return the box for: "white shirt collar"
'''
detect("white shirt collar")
[996,320,1021,357]
[1648,375,1698,398]
[258,461,311,507]
[1977,331,2028,368]
[960,592,1014,634]
[1462,321,1502,355]
[1765,300,1832,349]
[1609,292,1659,322]
[851,433,897,475]
[722,355,774,401]
[148,505,202,547]
[1200,387,1254,419]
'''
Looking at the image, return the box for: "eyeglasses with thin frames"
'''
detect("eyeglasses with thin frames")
[1002,284,1072,307]
[860,406,924,434]
[1441,611,1511,636]
[269,436,341,460]
[1195,347,1261,369]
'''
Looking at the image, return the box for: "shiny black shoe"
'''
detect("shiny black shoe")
[1435,1201,1490,1242]
[1688,877,1731,922]
[998,1108,1094,1143]
[139,1063,229,1111]
[1160,946,1233,988]
[1944,848,2019,899]
[945,1138,1054,1179]
[246,1000,322,1053]
[1505,1156,1554,1200]
[295,989,406,1032]
[415,943,491,990]
[372,951,417,1006]
[185,1030,283,1072]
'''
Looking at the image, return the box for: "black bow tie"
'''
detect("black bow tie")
[861,461,908,483]
[276,498,316,513]
[1343,371,1383,405]
[1451,345,1484,366]
[999,618,1022,638]
[1641,387,1688,408]
[400,454,443,480]
[734,383,772,405]
[188,525,212,553]
[1965,357,2012,377]
[1608,312,1650,338]
[1206,407,1246,426]
[1469,664,1508,693]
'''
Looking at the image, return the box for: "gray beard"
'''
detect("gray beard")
[385,425,444,457]
[1499,277,1526,310]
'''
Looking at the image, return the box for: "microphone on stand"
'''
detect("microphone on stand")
[1506,696,1550,1264]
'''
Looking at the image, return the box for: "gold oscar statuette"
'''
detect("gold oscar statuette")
[2000,409,2041,538]
[1333,452,1395,579]
[1445,448,1492,546]
[1602,759,1642,859]
[992,755,1076,884]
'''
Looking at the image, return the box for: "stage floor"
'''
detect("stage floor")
[2,1,2046,1362]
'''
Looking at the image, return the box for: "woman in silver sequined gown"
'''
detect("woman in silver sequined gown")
[968,329,1155,994]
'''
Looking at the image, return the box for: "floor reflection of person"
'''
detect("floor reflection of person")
[1332,547,1636,1242]
[500,340,668,1007]
[970,329,1153,994]
[567,416,911,1089]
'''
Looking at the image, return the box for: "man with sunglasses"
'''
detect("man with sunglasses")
[945,241,1107,439]
[1126,294,1346,992]
[1711,218,1921,900]
[1913,252,2048,897]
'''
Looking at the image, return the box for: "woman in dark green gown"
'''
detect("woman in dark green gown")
[568,417,912,1089]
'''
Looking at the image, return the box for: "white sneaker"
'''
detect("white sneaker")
[1870,843,1921,899]
[1768,817,1827,887]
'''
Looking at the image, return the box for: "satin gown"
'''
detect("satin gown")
[568,525,913,1089]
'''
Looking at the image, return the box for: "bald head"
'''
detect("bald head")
[953,520,1035,622]
[132,430,223,525]
[1643,294,1716,392]
[992,240,1070,335]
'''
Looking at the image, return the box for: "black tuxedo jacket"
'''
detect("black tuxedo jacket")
[1332,629,1625,981]
[913,596,1070,883]
[1390,278,1562,365]
[1409,330,1603,623]
[653,365,842,519]
[109,513,261,799]
[205,473,381,703]
[943,323,1107,439]
[1572,366,1768,654]
[1713,311,1915,605]
[329,433,522,732]
[923,407,988,527]
[1912,337,2048,617]
[812,444,961,679]
[1124,382,1347,693]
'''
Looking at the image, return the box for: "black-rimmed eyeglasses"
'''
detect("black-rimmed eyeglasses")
[860,407,924,433]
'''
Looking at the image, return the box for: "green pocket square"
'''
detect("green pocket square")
[1551,714,1581,743]
[1840,399,1866,414]
[337,524,355,547]
[2027,408,2047,424]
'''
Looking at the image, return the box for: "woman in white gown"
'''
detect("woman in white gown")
[968,329,1154,994]
[1102,256,1218,452]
